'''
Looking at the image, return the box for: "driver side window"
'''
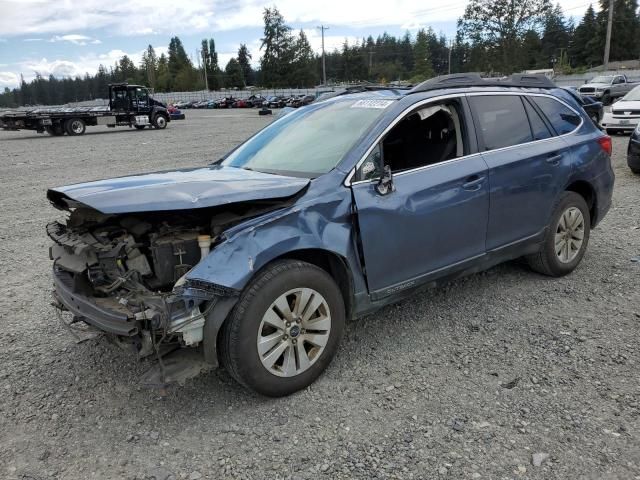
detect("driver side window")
[354,98,468,181]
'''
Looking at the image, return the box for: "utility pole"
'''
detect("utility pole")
[317,25,329,85]
[197,49,209,91]
[448,40,454,75]
[603,0,614,70]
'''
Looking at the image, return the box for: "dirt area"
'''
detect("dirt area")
[0,109,638,480]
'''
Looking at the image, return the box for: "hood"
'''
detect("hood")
[47,165,310,214]
[612,100,640,108]
[580,83,610,89]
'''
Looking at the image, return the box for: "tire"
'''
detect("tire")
[152,114,167,129]
[630,167,640,175]
[64,118,86,136]
[134,125,146,130]
[602,92,611,106]
[220,260,345,397]
[526,191,591,277]
[45,124,65,136]
[606,129,618,135]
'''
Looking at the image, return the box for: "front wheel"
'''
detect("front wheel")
[134,125,146,130]
[602,92,612,106]
[219,260,345,397]
[526,192,590,277]
[152,114,167,129]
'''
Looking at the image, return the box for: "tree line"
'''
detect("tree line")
[1,1,639,107]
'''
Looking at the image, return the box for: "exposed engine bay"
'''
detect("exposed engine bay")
[48,200,285,364]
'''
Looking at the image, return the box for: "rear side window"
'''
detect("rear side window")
[523,100,553,141]
[530,97,581,135]
[469,95,532,150]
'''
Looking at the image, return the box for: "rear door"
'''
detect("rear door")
[468,94,575,250]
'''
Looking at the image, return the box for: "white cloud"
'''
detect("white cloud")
[49,34,99,45]
[0,0,591,38]
[0,71,19,89]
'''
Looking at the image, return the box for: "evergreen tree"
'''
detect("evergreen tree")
[260,7,294,87]
[237,43,254,86]
[412,29,435,81]
[224,58,244,88]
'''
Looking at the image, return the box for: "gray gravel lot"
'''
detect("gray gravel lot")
[0,109,639,480]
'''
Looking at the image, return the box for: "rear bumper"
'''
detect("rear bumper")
[52,268,139,336]
[601,113,639,130]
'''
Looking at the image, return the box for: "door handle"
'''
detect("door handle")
[546,153,563,165]
[462,175,485,191]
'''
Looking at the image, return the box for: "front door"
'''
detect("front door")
[351,153,489,298]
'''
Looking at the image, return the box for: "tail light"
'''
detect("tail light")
[597,135,612,156]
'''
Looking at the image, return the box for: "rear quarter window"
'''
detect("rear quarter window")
[469,95,533,150]
[530,97,582,135]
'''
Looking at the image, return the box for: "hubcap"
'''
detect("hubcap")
[71,120,83,133]
[257,288,331,377]
[157,117,166,127]
[555,206,585,263]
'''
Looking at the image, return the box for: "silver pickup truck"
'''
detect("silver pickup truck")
[577,74,640,105]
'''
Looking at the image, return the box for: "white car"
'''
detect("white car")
[601,85,640,134]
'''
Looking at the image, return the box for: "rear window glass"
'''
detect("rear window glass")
[531,97,581,135]
[523,99,553,141]
[469,96,532,150]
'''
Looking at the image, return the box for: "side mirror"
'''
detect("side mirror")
[375,165,394,196]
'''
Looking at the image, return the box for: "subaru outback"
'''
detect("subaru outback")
[48,74,614,396]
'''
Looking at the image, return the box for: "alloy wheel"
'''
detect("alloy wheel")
[257,288,331,377]
[555,206,585,263]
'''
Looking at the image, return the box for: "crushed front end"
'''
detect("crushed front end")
[47,205,244,384]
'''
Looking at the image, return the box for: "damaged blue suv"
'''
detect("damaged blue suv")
[48,74,614,396]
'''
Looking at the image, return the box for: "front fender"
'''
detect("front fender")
[185,189,363,292]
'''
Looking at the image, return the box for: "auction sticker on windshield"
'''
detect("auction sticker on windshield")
[351,99,394,109]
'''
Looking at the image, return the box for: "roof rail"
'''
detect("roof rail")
[409,73,556,94]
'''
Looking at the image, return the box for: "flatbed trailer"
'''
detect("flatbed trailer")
[0,83,170,136]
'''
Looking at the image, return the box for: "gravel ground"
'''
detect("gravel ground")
[0,109,639,480]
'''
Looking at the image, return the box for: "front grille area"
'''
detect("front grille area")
[579,87,595,94]
[612,109,640,116]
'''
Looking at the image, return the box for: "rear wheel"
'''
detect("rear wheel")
[64,118,86,136]
[220,260,345,397]
[152,114,167,129]
[526,192,590,277]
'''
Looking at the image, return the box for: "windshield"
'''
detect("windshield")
[622,85,640,101]
[222,98,392,177]
[591,76,614,84]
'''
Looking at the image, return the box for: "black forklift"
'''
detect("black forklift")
[0,83,170,136]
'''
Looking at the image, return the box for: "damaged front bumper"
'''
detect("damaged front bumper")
[51,266,239,385]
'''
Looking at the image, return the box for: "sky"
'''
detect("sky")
[0,0,594,89]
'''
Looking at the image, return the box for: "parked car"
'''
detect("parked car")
[265,96,286,108]
[217,97,234,108]
[47,74,613,397]
[578,74,640,105]
[561,87,603,126]
[601,85,640,135]
[247,95,265,108]
[628,123,640,173]
[167,105,185,120]
[233,98,249,108]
